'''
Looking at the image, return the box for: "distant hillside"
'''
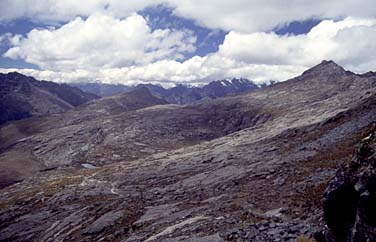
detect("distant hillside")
[77,87,168,116]
[0,72,98,125]
[71,78,259,104]
[69,82,132,97]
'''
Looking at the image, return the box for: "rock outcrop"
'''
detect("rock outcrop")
[317,125,376,242]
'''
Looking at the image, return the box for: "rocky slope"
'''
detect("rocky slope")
[315,126,376,242]
[0,72,98,125]
[72,78,259,104]
[70,82,132,97]
[0,87,167,188]
[0,61,375,241]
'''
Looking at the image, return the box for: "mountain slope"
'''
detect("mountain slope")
[70,82,132,97]
[0,61,376,241]
[77,87,168,116]
[0,72,98,125]
[0,87,167,188]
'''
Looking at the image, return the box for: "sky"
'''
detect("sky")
[0,1,376,86]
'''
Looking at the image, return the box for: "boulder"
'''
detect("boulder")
[84,210,124,234]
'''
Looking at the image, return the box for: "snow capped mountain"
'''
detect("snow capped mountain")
[71,78,259,104]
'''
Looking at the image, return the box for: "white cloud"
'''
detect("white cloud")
[0,57,304,86]
[1,0,376,33]
[3,13,196,71]
[167,0,376,32]
[0,68,93,83]
[0,0,157,23]
[212,17,376,72]
[330,26,376,72]
[0,33,20,46]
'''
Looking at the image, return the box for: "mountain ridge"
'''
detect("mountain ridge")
[70,77,259,104]
[0,72,98,125]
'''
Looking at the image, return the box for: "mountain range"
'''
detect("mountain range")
[0,74,258,126]
[0,60,375,241]
[71,78,259,104]
[0,72,98,125]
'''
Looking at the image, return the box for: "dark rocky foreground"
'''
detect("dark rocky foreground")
[0,61,376,241]
[315,126,376,242]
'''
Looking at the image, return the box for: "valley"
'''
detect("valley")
[0,61,375,241]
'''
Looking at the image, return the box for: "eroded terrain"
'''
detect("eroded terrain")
[0,61,376,241]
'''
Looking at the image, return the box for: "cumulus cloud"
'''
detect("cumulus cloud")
[0,0,157,23]
[1,0,376,33]
[0,68,93,83]
[3,13,196,71]
[167,0,376,32]
[215,17,376,68]
[0,33,22,47]
[0,57,305,86]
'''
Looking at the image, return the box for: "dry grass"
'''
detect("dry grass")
[297,235,316,242]
[0,175,83,210]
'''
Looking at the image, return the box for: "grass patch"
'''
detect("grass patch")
[297,235,316,242]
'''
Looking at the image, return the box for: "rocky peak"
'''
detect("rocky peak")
[302,60,347,77]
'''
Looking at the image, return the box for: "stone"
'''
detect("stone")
[84,211,124,234]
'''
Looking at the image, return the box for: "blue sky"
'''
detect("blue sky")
[0,19,42,69]
[140,5,226,59]
[0,1,375,85]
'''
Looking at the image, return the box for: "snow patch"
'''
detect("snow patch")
[220,80,229,86]
[81,163,96,169]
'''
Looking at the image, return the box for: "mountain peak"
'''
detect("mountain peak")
[318,60,345,69]
[211,78,257,88]
[117,86,168,105]
[320,60,336,65]
[302,60,346,76]
[127,86,153,97]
